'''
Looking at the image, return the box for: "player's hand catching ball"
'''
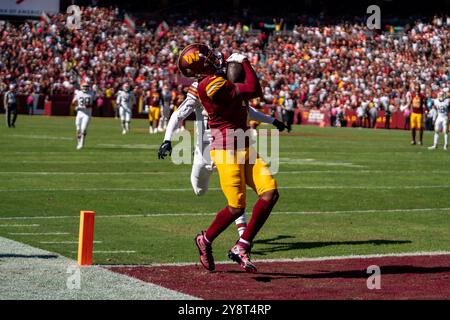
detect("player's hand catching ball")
[272,119,286,132]
[158,140,172,159]
[226,53,247,64]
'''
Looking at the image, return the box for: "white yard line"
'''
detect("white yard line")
[0,224,40,227]
[9,232,69,236]
[40,241,103,244]
[1,185,450,192]
[102,251,450,268]
[8,134,73,141]
[1,207,450,221]
[0,172,182,175]
[69,250,136,254]
[1,170,450,175]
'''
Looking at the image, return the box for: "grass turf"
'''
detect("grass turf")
[0,115,449,264]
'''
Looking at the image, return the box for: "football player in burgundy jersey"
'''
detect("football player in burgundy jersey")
[177,43,280,273]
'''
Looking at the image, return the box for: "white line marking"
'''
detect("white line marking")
[1,185,450,192]
[9,232,70,235]
[0,172,181,176]
[98,144,159,150]
[0,224,40,227]
[8,134,73,141]
[69,250,136,254]
[1,170,450,176]
[1,207,450,221]
[102,251,450,268]
[40,241,103,244]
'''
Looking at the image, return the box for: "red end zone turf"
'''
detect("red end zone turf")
[107,254,450,300]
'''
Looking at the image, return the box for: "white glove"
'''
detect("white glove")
[226,53,247,64]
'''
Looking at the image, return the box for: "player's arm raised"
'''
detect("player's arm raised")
[226,53,262,99]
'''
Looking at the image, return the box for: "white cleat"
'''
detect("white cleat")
[444,145,448,151]
[149,127,153,134]
[122,129,126,135]
[428,145,437,150]
[76,144,83,150]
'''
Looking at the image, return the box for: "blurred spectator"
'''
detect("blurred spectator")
[0,7,447,129]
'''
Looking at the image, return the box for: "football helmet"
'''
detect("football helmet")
[81,82,90,93]
[122,83,130,92]
[177,43,224,79]
[438,91,445,101]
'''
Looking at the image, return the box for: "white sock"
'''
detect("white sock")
[121,121,126,131]
[238,238,251,247]
[445,133,448,146]
[434,133,439,146]
[234,213,246,225]
[125,122,130,131]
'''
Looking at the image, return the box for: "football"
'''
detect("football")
[226,61,246,83]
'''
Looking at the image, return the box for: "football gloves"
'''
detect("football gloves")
[272,119,286,132]
[158,140,172,159]
[226,53,247,64]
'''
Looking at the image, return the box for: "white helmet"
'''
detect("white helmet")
[9,84,15,90]
[438,91,445,101]
[122,83,130,91]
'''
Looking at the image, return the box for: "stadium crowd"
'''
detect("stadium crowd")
[0,6,448,119]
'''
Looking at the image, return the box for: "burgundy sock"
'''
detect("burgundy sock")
[205,206,239,242]
[240,198,274,246]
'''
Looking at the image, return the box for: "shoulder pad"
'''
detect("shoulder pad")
[205,76,227,99]
[187,82,200,100]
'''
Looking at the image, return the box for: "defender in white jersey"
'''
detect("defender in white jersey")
[72,83,94,150]
[157,82,286,236]
[429,92,449,150]
[116,83,136,134]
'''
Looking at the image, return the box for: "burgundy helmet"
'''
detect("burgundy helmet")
[177,43,223,79]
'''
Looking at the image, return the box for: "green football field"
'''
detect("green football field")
[0,115,449,265]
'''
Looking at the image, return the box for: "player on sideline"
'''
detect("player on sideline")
[116,83,135,135]
[72,82,94,150]
[157,81,285,237]
[407,84,426,145]
[428,91,449,150]
[177,44,280,273]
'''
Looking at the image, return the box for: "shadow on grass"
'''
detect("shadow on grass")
[0,254,58,259]
[252,235,412,255]
[248,265,450,282]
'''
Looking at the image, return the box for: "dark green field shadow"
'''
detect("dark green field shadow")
[252,235,411,255]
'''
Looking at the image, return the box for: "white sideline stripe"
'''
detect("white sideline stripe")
[9,232,69,235]
[40,241,103,244]
[1,207,450,221]
[1,185,450,192]
[101,251,450,268]
[0,224,40,227]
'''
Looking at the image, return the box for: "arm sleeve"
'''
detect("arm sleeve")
[248,106,274,124]
[163,97,196,141]
[116,93,121,106]
[235,60,262,99]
